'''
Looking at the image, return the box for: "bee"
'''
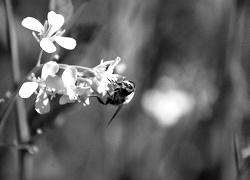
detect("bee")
[97,79,135,125]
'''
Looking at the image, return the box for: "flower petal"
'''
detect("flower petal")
[75,86,92,96]
[19,82,38,98]
[59,95,75,105]
[82,98,90,106]
[40,38,56,53]
[61,67,78,87]
[47,11,64,35]
[77,87,92,106]
[45,75,65,91]
[107,57,121,74]
[21,17,44,32]
[54,36,76,50]
[81,69,98,77]
[41,61,59,79]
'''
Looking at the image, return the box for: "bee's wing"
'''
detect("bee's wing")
[107,105,123,126]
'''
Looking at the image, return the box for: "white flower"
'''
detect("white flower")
[19,61,60,99]
[86,57,122,96]
[59,66,93,105]
[19,61,64,114]
[22,11,76,53]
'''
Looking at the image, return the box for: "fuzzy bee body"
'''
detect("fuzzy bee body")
[97,79,135,125]
[106,80,135,105]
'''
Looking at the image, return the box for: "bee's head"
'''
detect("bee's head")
[119,80,135,105]
[120,80,135,95]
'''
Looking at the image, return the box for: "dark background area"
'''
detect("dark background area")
[1,0,250,180]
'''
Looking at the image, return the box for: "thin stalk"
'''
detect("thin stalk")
[0,141,38,154]
[65,1,90,34]
[59,60,115,71]
[59,63,93,71]
[4,1,30,180]
[233,132,243,180]
[36,50,43,66]
[225,1,248,180]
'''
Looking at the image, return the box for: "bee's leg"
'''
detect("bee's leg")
[107,105,123,126]
[104,91,113,104]
[96,97,108,105]
[106,91,111,97]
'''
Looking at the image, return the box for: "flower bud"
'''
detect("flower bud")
[41,61,59,79]
[61,66,77,87]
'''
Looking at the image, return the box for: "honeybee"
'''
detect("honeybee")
[97,79,135,125]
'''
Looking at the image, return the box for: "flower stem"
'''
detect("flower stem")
[36,49,43,66]
[59,60,115,72]
[65,1,90,34]
[59,63,93,71]
[3,0,31,180]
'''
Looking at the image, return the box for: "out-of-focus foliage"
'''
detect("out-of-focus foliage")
[1,0,250,180]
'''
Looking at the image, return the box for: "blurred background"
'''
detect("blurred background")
[1,0,250,179]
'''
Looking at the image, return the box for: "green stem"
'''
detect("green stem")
[59,63,93,71]
[0,141,38,154]
[3,0,30,180]
[59,60,115,71]
[36,50,43,66]
[4,1,20,85]
[65,1,90,34]
[3,0,31,179]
